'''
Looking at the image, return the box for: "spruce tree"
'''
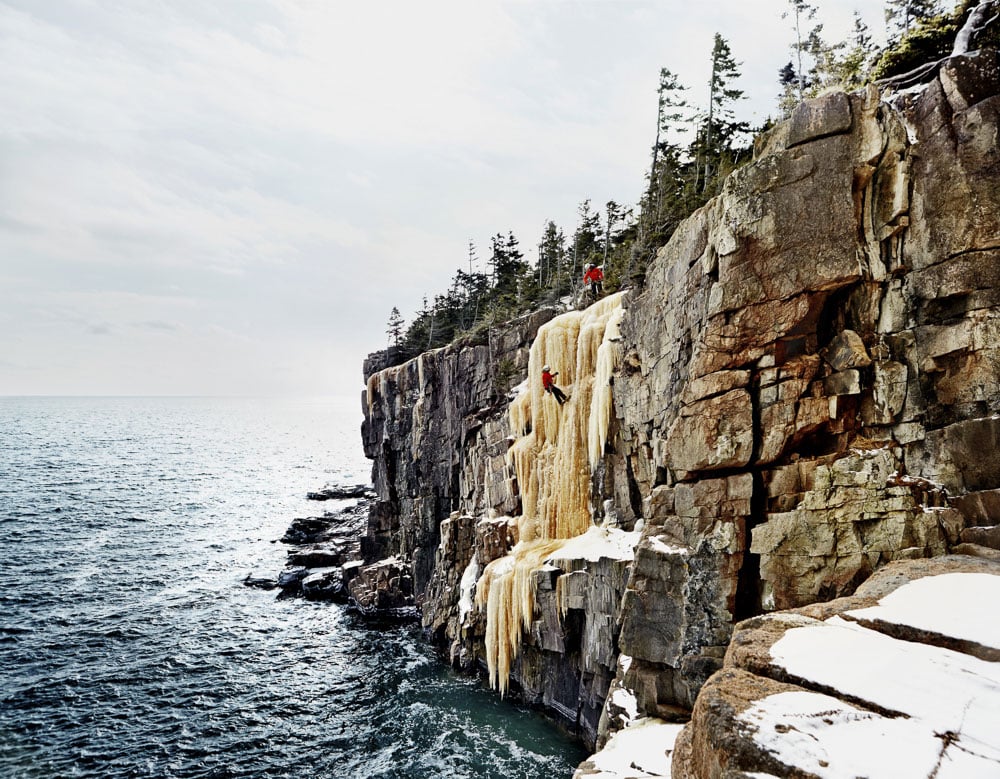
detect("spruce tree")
[648,68,690,202]
[885,0,942,39]
[838,11,875,88]
[488,231,529,314]
[572,200,603,286]
[538,221,568,298]
[697,34,748,194]
[783,0,818,101]
[386,307,404,347]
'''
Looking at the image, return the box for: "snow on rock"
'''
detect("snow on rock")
[772,616,1000,724]
[753,570,1000,776]
[843,572,1000,650]
[547,526,641,564]
[674,558,1000,778]
[740,690,942,778]
[610,686,639,725]
[573,718,684,779]
[647,535,688,557]
[457,554,480,625]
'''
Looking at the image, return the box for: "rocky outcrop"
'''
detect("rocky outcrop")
[358,50,1000,759]
[361,308,557,594]
[270,494,371,602]
[673,556,1000,778]
[596,50,1000,743]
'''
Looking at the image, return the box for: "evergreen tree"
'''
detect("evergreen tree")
[804,24,845,95]
[885,0,942,39]
[629,67,705,283]
[386,306,404,347]
[783,0,818,101]
[456,240,489,330]
[838,12,876,88]
[537,221,568,298]
[401,295,433,356]
[777,61,801,116]
[648,68,690,200]
[695,34,748,194]
[870,0,993,82]
[603,200,622,265]
[488,231,529,314]
[572,200,603,285]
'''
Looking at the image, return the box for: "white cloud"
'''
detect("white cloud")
[0,0,890,395]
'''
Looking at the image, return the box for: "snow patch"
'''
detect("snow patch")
[648,536,688,556]
[547,526,640,564]
[845,572,1000,650]
[619,654,633,674]
[610,686,639,724]
[578,718,684,778]
[457,554,481,625]
[760,584,1000,775]
[739,690,942,778]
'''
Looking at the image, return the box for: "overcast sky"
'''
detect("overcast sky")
[1,0,891,398]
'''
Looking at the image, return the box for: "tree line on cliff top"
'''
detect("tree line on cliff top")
[383,0,998,364]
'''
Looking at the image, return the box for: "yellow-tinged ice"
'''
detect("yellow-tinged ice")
[589,306,624,468]
[476,293,624,695]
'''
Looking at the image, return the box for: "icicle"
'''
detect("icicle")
[589,306,624,468]
[477,293,625,694]
[365,371,382,417]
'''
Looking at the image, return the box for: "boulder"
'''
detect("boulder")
[300,567,347,602]
[306,483,373,501]
[348,557,417,619]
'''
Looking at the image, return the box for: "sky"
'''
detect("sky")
[0,0,892,397]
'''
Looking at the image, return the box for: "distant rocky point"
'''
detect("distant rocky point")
[306,484,374,501]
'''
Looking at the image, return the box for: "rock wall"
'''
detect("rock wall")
[358,50,1000,755]
[361,308,556,595]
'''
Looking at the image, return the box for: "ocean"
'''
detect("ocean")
[0,396,584,778]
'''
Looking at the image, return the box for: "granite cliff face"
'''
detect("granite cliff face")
[359,50,1000,758]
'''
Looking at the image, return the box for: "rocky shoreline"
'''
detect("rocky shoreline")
[245,486,370,603]
[248,484,424,622]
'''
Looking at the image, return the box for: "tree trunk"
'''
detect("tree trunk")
[953,0,998,55]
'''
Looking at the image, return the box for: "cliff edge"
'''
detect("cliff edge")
[358,49,1000,763]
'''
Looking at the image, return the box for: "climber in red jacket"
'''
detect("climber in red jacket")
[584,263,604,300]
[542,365,569,405]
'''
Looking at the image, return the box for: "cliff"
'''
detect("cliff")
[358,49,1000,765]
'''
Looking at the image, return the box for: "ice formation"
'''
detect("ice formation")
[475,293,628,693]
[457,555,481,626]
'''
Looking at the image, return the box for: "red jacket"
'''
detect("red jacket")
[584,266,604,284]
[542,370,556,390]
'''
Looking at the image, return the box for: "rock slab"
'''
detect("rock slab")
[672,556,1000,778]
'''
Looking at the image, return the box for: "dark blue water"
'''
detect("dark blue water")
[0,397,583,778]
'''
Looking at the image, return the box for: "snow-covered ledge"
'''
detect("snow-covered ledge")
[668,556,1000,778]
[573,718,685,778]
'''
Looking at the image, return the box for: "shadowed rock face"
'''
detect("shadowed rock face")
[358,51,1000,752]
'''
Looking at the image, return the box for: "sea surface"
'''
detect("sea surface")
[0,396,584,778]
